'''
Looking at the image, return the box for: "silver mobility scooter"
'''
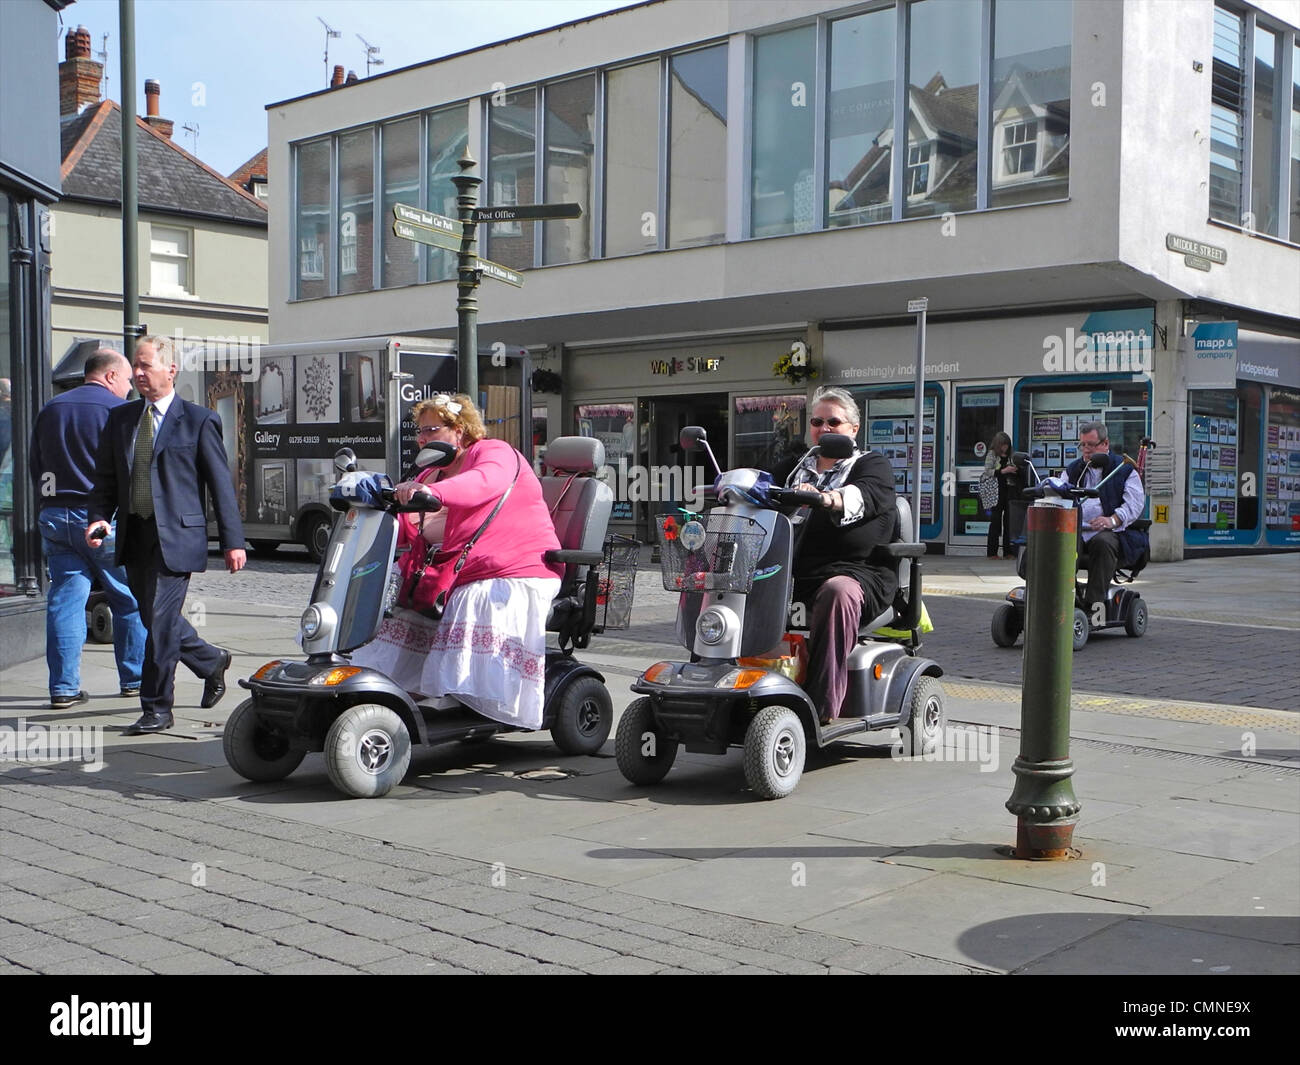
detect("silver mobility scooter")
[991,451,1151,652]
[616,428,945,800]
[223,436,623,798]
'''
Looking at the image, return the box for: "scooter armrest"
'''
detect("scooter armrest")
[872,542,927,560]
[545,549,604,566]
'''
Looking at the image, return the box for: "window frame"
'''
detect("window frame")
[149,223,193,298]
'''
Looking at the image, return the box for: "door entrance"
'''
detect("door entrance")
[952,384,1007,545]
[643,393,728,539]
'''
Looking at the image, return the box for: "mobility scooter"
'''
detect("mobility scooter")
[991,450,1151,652]
[223,436,628,798]
[615,428,945,800]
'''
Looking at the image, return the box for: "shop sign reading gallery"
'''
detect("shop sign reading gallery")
[1166,233,1227,272]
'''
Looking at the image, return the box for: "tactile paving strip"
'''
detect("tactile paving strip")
[941,679,1300,735]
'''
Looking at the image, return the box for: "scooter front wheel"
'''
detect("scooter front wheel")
[991,603,1021,648]
[743,706,806,800]
[223,698,306,782]
[615,698,678,785]
[324,703,412,798]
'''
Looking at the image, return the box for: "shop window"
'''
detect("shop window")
[1264,388,1300,545]
[1187,385,1262,546]
[544,75,596,264]
[852,386,943,537]
[429,103,469,282]
[669,45,728,249]
[733,394,806,472]
[605,61,661,257]
[337,129,374,294]
[990,0,1071,207]
[380,117,420,289]
[487,87,536,271]
[905,0,980,219]
[577,402,635,521]
[752,25,817,237]
[826,8,895,228]
[295,138,330,297]
[1015,378,1150,481]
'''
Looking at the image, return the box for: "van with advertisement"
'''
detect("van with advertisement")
[49,334,530,561]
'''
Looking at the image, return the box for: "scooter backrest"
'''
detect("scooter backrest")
[894,496,914,604]
[542,436,613,556]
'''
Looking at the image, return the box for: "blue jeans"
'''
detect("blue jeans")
[38,505,146,696]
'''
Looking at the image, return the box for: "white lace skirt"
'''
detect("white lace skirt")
[350,576,560,730]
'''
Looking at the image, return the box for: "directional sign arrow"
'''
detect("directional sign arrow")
[476,258,524,287]
[392,220,462,254]
[473,202,582,223]
[393,202,461,236]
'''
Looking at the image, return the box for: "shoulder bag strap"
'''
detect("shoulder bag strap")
[451,450,522,575]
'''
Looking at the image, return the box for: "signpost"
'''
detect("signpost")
[391,170,581,398]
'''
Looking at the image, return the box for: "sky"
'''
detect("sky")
[58,0,638,175]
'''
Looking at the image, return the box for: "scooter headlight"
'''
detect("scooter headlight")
[698,608,727,645]
[301,605,324,639]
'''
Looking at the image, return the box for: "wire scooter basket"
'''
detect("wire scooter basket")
[596,535,639,630]
[657,512,766,593]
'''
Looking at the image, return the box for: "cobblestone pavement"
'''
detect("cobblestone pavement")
[0,767,976,975]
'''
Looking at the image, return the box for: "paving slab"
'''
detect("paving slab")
[1016,916,1300,975]
[800,873,1138,971]
[1081,797,1300,862]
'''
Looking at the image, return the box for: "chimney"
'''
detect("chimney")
[345,70,358,85]
[331,65,345,88]
[59,26,103,117]
[142,79,174,139]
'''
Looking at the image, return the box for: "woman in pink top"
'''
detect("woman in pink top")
[351,394,561,729]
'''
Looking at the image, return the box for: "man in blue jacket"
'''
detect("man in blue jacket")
[30,349,146,709]
[1067,421,1147,617]
[86,337,246,735]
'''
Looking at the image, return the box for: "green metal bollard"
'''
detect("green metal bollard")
[452,149,482,403]
[1005,501,1081,859]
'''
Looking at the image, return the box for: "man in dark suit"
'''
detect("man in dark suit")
[86,336,246,735]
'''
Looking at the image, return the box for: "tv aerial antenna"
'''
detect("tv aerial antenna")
[317,16,342,86]
[357,34,384,78]
[181,123,199,156]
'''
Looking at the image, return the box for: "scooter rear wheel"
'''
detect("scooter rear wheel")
[905,676,946,757]
[1125,598,1148,637]
[743,706,806,800]
[615,698,678,785]
[324,703,412,798]
[551,675,613,756]
[1072,608,1090,651]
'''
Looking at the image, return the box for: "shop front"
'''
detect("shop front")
[1183,323,1300,550]
[566,333,807,541]
[825,307,1158,554]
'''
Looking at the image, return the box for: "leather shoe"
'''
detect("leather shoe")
[120,685,141,697]
[123,712,174,735]
[50,690,90,710]
[201,650,232,710]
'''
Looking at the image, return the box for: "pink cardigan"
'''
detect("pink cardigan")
[400,438,561,586]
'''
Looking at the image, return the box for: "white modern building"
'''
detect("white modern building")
[267,0,1300,558]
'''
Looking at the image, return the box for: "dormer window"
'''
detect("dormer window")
[906,143,931,197]
[1001,120,1039,176]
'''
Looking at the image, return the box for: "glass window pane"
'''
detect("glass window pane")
[1292,43,1299,243]
[544,75,596,264]
[0,193,11,596]
[429,103,469,282]
[295,139,330,298]
[1250,25,1279,236]
[381,117,420,288]
[487,87,536,272]
[827,10,895,227]
[990,0,1071,208]
[338,128,374,294]
[1210,4,1246,224]
[605,61,661,257]
[906,0,981,218]
[733,394,807,470]
[752,26,817,237]
[669,45,727,248]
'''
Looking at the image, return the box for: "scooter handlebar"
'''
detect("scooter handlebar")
[380,487,443,514]
[1021,485,1099,500]
[768,486,833,509]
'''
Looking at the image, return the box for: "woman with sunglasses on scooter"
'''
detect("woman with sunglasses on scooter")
[772,386,898,724]
[349,394,562,729]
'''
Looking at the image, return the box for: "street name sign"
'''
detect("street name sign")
[1165,233,1227,264]
[473,203,582,223]
[392,220,461,254]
